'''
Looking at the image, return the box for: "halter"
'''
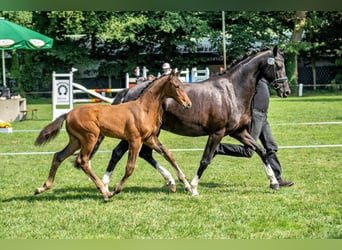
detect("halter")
[267,56,288,89]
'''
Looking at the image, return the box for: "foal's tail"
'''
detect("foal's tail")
[34,114,67,146]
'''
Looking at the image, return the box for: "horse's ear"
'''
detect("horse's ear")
[273,45,278,57]
[167,69,175,80]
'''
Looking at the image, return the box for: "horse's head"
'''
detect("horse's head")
[165,70,192,109]
[261,46,291,98]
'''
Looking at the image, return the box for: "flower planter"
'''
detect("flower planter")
[0,127,13,133]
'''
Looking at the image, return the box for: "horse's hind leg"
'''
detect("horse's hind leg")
[35,139,80,195]
[139,144,176,192]
[102,140,129,192]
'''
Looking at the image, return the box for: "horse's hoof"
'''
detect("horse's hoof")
[34,188,42,195]
[191,191,199,197]
[103,192,113,202]
[167,182,177,192]
[269,183,280,190]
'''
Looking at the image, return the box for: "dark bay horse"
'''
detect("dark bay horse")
[34,71,192,201]
[92,46,290,196]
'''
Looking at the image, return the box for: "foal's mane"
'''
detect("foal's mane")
[135,74,165,99]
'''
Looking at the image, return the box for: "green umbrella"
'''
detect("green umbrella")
[0,17,53,87]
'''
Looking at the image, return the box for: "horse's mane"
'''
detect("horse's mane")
[217,47,271,76]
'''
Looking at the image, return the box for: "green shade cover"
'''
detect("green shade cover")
[0,17,53,50]
[0,17,53,87]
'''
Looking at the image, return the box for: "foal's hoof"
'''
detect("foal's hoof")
[103,192,115,202]
[185,186,192,193]
[167,182,177,192]
[269,183,280,190]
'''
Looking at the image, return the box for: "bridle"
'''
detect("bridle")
[266,56,288,89]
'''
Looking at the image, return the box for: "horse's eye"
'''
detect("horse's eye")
[175,85,180,89]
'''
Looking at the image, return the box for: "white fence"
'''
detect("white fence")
[191,67,210,82]
[53,67,211,120]
[154,67,210,83]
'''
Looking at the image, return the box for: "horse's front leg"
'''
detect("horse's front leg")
[78,152,112,201]
[232,129,279,190]
[190,130,225,197]
[145,136,191,193]
[139,144,176,192]
[109,141,140,197]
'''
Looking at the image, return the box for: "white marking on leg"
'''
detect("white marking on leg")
[155,162,175,185]
[190,175,200,197]
[264,164,279,185]
[102,171,112,192]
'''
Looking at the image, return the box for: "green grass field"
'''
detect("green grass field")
[0,95,341,239]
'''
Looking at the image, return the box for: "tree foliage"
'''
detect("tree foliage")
[0,11,340,93]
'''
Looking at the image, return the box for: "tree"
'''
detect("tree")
[285,11,308,85]
[1,11,340,93]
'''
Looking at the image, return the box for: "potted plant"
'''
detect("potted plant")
[0,120,13,133]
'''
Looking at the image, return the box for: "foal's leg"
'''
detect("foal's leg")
[78,137,112,201]
[88,135,105,169]
[190,130,225,196]
[102,140,176,193]
[139,144,176,192]
[35,139,80,195]
[231,129,279,190]
[109,140,141,197]
[145,136,192,193]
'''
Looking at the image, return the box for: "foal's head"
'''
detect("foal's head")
[261,46,291,98]
[162,70,192,109]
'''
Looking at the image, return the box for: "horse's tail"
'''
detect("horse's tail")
[34,114,67,146]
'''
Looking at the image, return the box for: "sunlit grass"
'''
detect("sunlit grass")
[0,95,341,239]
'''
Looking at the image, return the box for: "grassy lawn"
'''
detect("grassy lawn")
[0,95,341,239]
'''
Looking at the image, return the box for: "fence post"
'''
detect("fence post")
[179,68,189,82]
[298,83,303,97]
[142,66,148,79]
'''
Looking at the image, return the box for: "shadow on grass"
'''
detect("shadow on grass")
[199,181,282,195]
[1,184,182,203]
[2,181,277,203]
[1,187,100,203]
